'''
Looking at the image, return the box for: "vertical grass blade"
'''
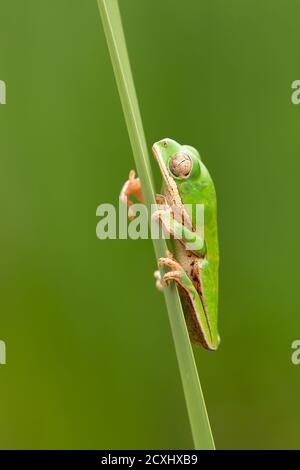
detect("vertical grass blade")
[97,0,215,450]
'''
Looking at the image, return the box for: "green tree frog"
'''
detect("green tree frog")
[121,138,220,351]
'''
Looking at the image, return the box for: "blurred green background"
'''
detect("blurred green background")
[0,0,299,450]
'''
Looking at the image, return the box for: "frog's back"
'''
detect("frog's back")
[179,161,219,281]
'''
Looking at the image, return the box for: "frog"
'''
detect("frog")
[120,138,220,351]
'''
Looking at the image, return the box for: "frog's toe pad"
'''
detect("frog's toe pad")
[154,270,164,291]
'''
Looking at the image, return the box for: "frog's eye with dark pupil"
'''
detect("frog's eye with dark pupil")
[169,152,192,178]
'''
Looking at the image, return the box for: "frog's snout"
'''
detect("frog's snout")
[152,141,171,181]
[153,138,170,150]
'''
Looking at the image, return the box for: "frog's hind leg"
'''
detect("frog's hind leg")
[195,258,220,349]
[158,256,216,350]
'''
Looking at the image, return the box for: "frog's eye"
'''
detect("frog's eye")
[169,152,192,178]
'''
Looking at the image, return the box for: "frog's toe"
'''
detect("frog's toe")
[163,270,183,288]
[158,257,183,272]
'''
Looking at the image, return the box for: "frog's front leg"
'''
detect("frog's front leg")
[152,208,206,257]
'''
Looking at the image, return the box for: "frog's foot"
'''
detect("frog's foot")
[157,256,183,287]
[158,256,187,287]
[120,170,144,219]
[154,250,175,291]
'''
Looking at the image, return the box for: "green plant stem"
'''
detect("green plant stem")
[97,0,215,450]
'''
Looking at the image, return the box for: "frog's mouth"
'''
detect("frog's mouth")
[152,142,183,208]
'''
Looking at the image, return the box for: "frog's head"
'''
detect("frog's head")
[152,138,202,196]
